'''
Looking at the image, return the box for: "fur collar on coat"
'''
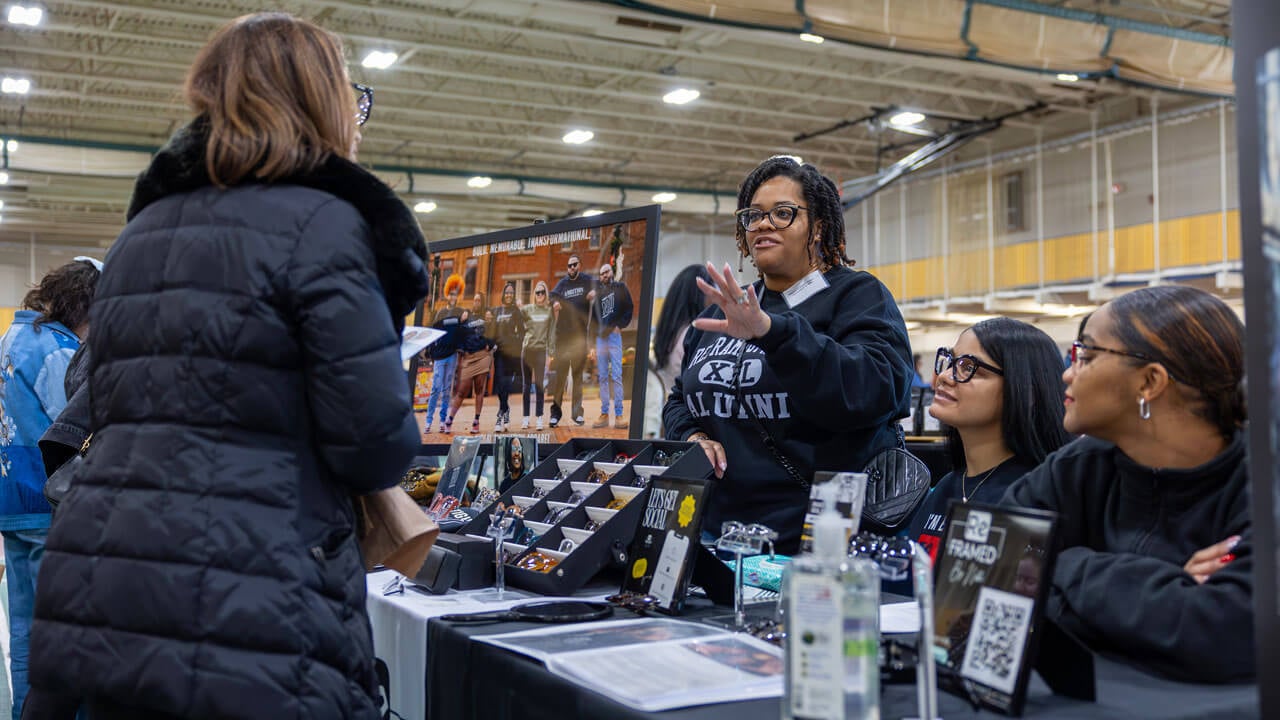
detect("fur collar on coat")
[127,116,429,331]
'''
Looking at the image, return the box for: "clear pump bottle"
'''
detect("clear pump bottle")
[781,483,880,720]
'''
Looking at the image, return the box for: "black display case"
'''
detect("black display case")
[456,438,712,595]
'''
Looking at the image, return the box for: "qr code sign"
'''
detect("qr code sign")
[960,586,1034,694]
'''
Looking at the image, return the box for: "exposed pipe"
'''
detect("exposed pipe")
[1151,96,1161,281]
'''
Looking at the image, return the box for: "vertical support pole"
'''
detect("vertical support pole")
[1090,111,1100,283]
[1036,128,1045,294]
[1105,138,1116,280]
[1151,95,1161,282]
[941,165,950,309]
[986,153,995,298]
[899,185,908,301]
[1219,99,1230,268]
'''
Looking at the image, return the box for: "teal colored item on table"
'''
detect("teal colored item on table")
[725,554,792,592]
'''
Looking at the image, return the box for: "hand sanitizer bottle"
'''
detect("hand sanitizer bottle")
[781,482,880,720]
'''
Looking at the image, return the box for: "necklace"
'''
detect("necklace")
[962,457,1012,503]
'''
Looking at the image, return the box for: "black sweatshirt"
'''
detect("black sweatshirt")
[428,305,465,360]
[907,459,1034,563]
[550,273,593,342]
[590,280,634,336]
[663,267,913,553]
[457,309,491,354]
[490,302,526,358]
[1001,433,1254,683]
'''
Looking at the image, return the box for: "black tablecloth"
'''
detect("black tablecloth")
[426,614,1258,720]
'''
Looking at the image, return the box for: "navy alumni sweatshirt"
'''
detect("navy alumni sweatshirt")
[663,266,913,553]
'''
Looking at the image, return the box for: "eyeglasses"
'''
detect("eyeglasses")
[735,204,808,232]
[535,289,546,295]
[935,347,1004,384]
[1068,341,1179,382]
[352,83,373,126]
[568,261,580,268]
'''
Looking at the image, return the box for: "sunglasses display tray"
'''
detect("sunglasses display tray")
[458,437,712,596]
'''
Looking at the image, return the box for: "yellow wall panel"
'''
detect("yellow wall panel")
[0,307,14,331]
[870,209,1242,303]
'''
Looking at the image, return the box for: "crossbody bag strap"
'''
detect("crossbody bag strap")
[733,342,809,489]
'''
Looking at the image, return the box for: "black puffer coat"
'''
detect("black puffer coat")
[30,120,427,719]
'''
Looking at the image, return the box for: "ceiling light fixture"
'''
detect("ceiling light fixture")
[581,209,604,217]
[6,4,42,27]
[360,50,398,70]
[1,77,30,95]
[0,171,8,185]
[799,33,824,44]
[1056,73,1080,82]
[662,88,700,105]
[467,176,492,189]
[888,111,925,127]
[5,139,16,152]
[651,192,677,203]
[561,129,594,145]
[413,201,437,214]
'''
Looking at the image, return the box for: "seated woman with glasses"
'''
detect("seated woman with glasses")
[1003,285,1253,683]
[663,156,913,554]
[904,318,1071,560]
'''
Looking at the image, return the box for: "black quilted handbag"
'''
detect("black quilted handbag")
[43,433,90,510]
[860,441,931,533]
[732,346,930,531]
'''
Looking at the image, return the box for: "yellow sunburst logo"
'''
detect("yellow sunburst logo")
[631,558,648,579]
[677,495,696,527]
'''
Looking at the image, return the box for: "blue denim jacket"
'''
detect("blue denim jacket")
[0,311,79,528]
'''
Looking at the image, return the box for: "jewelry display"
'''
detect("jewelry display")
[714,522,777,630]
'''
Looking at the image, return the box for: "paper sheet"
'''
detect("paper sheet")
[880,600,923,634]
[402,326,445,362]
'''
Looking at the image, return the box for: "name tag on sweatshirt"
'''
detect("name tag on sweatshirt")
[781,269,829,308]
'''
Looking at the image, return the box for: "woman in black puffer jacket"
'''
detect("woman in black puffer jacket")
[26,13,427,719]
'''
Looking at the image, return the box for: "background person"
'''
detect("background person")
[447,292,494,435]
[905,318,1071,560]
[490,282,526,433]
[548,254,592,427]
[663,156,914,553]
[0,259,98,719]
[27,13,425,718]
[424,274,465,434]
[588,262,634,430]
[520,280,553,431]
[643,264,711,439]
[1003,285,1253,683]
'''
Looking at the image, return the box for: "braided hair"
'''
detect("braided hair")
[734,156,853,272]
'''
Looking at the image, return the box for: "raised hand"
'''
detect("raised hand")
[690,261,770,340]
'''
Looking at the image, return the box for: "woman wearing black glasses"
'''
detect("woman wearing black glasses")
[663,156,914,553]
[1004,285,1253,683]
[904,318,1071,560]
[27,13,425,719]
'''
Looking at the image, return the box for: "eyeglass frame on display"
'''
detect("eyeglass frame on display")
[734,204,808,232]
[935,347,1005,384]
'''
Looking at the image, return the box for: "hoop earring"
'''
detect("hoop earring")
[1138,397,1151,420]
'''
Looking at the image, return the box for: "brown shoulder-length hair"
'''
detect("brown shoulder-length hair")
[185,12,358,187]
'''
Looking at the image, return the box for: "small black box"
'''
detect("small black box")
[433,532,495,590]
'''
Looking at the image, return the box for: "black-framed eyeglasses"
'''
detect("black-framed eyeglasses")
[535,289,546,295]
[567,261,580,268]
[935,347,1004,384]
[1068,341,1180,383]
[352,82,373,126]
[735,204,808,232]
